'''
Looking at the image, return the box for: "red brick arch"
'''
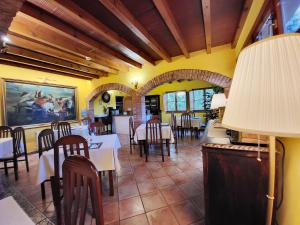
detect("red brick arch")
[138,69,232,95]
[87,83,136,109]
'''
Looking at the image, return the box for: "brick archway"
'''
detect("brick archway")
[138,69,232,96]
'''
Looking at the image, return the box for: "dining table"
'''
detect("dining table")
[0,137,24,159]
[0,196,35,225]
[133,123,175,160]
[35,124,89,146]
[35,134,121,195]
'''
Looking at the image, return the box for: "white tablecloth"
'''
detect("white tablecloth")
[176,117,203,128]
[0,138,24,159]
[36,134,121,184]
[0,196,34,225]
[134,124,175,143]
[36,125,89,146]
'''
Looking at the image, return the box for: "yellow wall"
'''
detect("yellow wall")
[0,64,93,151]
[91,44,236,91]
[93,90,128,116]
[147,80,212,122]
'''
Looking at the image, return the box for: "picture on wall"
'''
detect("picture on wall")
[3,80,77,127]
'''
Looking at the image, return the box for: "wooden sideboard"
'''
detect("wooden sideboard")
[202,144,277,225]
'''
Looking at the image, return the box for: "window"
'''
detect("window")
[281,0,300,33]
[189,88,215,111]
[164,91,187,112]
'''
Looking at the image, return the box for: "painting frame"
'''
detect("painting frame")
[1,78,79,128]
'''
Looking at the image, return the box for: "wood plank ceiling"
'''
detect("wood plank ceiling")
[0,0,252,80]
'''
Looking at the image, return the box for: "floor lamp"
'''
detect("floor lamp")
[222,34,300,225]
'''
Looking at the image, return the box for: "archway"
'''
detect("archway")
[139,69,231,96]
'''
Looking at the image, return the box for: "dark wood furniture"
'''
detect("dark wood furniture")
[62,155,104,225]
[145,95,161,118]
[0,127,29,180]
[57,121,72,138]
[51,120,59,131]
[0,126,13,138]
[51,135,90,225]
[178,112,192,138]
[170,113,178,152]
[129,117,135,154]
[145,119,169,162]
[90,121,106,135]
[202,144,277,225]
[38,128,55,199]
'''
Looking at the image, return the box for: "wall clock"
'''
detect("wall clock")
[102,91,111,103]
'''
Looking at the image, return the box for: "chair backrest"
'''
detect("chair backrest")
[63,155,104,225]
[81,117,91,126]
[171,113,177,131]
[12,127,27,157]
[129,117,135,138]
[58,122,72,138]
[92,121,106,136]
[51,120,59,131]
[54,135,89,180]
[38,129,55,157]
[0,126,12,138]
[146,119,162,144]
[181,112,191,128]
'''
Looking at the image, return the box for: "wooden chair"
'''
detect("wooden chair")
[178,112,192,138]
[58,121,72,138]
[62,155,104,225]
[0,126,13,176]
[145,119,169,162]
[51,135,89,225]
[6,127,29,180]
[51,120,59,131]
[90,121,106,136]
[0,126,13,138]
[170,113,178,153]
[38,129,55,199]
[129,117,136,154]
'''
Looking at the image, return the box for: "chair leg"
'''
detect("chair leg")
[41,182,46,200]
[4,161,8,176]
[139,141,143,157]
[13,158,18,181]
[166,140,170,156]
[25,153,29,172]
[50,177,62,225]
[129,140,133,154]
[109,170,114,196]
[145,142,148,162]
[161,143,164,162]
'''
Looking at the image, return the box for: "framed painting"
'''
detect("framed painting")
[2,79,78,127]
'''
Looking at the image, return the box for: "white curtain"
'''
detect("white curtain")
[163,94,168,112]
[189,91,194,111]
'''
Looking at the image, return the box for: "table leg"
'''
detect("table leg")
[109,170,114,196]
[139,140,143,157]
[166,139,170,156]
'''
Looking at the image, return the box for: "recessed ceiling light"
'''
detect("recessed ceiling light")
[1,36,10,43]
[85,56,92,61]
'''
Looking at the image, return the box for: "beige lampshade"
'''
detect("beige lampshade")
[222,34,300,137]
[210,93,227,109]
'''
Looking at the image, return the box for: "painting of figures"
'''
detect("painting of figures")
[4,80,77,127]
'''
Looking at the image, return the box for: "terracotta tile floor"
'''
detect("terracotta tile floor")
[0,134,205,225]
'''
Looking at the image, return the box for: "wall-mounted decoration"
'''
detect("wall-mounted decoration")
[2,79,77,127]
[101,91,111,103]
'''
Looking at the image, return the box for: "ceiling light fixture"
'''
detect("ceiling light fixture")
[1,35,10,44]
[85,56,92,61]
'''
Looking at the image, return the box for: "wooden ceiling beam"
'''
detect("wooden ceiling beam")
[7,33,118,74]
[28,0,155,65]
[0,53,97,79]
[5,45,106,77]
[99,0,171,62]
[19,2,142,68]
[232,0,253,48]
[9,17,127,72]
[152,0,190,58]
[201,0,212,53]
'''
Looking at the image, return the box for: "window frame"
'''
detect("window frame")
[190,87,215,113]
[165,90,187,113]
